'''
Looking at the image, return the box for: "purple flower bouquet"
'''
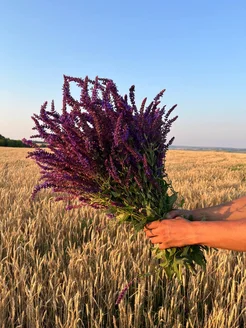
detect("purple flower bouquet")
[23,75,208,280]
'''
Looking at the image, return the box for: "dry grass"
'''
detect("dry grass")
[0,148,245,328]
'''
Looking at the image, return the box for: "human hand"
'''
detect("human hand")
[144,217,196,249]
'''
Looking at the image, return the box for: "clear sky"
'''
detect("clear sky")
[0,0,246,148]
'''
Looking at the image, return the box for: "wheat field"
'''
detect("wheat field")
[0,148,245,328]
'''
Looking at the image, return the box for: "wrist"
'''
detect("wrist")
[191,208,216,222]
[188,221,207,245]
[190,220,227,245]
[186,221,202,245]
[188,219,246,251]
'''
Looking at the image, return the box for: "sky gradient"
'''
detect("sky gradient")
[0,0,245,147]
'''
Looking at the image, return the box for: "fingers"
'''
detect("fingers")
[144,217,185,238]
[144,208,189,230]
[144,211,184,232]
[144,223,171,249]
[148,236,163,244]
[145,221,161,230]
[145,229,158,238]
[144,216,191,249]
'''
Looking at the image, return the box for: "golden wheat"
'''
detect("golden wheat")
[0,148,245,328]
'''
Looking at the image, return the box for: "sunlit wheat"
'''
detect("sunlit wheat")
[0,148,245,327]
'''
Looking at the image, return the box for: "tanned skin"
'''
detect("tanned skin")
[144,196,246,252]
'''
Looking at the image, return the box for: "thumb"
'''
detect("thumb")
[166,210,181,219]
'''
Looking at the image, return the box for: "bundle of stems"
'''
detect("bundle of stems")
[23,75,208,280]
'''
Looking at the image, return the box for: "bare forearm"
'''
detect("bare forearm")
[192,196,246,221]
[191,219,246,251]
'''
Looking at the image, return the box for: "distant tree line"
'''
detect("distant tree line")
[0,134,45,147]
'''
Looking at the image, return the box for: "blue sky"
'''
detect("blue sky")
[0,0,245,147]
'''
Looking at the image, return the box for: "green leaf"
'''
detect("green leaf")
[191,251,207,269]
[146,204,154,217]
[160,265,173,279]
[173,259,182,282]
[111,191,120,198]
[180,246,190,256]
[134,221,146,232]
[168,247,177,256]
[178,198,185,208]
[116,212,130,222]
[168,193,178,208]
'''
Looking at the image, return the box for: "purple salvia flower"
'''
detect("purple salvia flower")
[91,76,99,102]
[144,101,154,117]
[116,279,135,305]
[81,75,91,106]
[40,101,48,116]
[150,108,165,132]
[110,201,123,207]
[143,154,151,177]
[65,204,88,210]
[139,97,147,116]
[26,74,178,217]
[106,213,115,219]
[91,203,107,209]
[167,115,178,126]
[124,144,142,163]
[22,138,38,148]
[32,182,56,199]
[51,99,55,113]
[125,166,132,186]
[30,134,41,139]
[55,196,77,202]
[164,104,178,122]
[134,176,143,190]
[166,136,175,148]
[153,89,165,103]
[89,109,105,151]
[62,76,70,113]
[114,112,123,146]
[129,85,138,115]
[108,157,122,184]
